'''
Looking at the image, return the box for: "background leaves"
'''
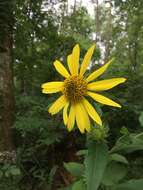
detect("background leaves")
[0,0,143,189]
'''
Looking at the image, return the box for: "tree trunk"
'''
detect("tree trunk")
[104,0,112,62]
[95,0,99,42]
[73,0,77,12]
[0,0,15,151]
[0,36,14,151]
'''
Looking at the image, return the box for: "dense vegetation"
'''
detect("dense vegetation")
[0,0,143,189]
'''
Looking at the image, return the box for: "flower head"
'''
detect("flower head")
[42,44,126,133]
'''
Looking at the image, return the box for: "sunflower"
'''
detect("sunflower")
[41,44,126,133]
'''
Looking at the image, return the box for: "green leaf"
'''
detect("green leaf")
[109,153,128,164]
[111,179,143,190]
[102,162,128,186]
[120,127,129,135]
[76,149,88,156]
[10,167,21,176]
[139,112,143,127]
[110,134,143,154]
[47,165,58,189]
[85,141,108,190]
[72,180,86,190]
[63,162,84,178]
[0,171,3,178]
[5,171,10,178]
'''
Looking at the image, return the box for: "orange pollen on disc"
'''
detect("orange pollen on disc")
[63,75,87,102]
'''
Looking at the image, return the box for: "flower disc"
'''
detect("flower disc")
[63,76,87,102]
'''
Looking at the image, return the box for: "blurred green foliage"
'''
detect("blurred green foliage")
[0,0,143,189]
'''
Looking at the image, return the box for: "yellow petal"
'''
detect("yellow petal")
[75,102,90,133]
[72,44,80,75]
[87,78,127,91]
[80,44,96,76]
[86,58,114,82]
[48,95,67,115]
[87,91,121,108]
[42,82,63,94]
[82,98,102,126]
[54,60,70,78]
[63,102,69,125]
[67,44,80,75]
[67,54,73,75]
[67,104,76,131]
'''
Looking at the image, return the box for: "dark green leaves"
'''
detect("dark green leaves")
[102,162,128,186]
[85,141,108,190]
[139,112,143,127]
[72,180,86,190]
[63,162,84,178]
[110,134,143,154]
[111,179,143,190]
[109,153,128,164]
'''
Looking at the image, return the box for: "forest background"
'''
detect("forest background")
[0,0,143,189]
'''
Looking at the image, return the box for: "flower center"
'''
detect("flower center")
[63,76,87,102]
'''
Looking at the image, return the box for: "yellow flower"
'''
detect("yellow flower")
[41,44,126,133]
